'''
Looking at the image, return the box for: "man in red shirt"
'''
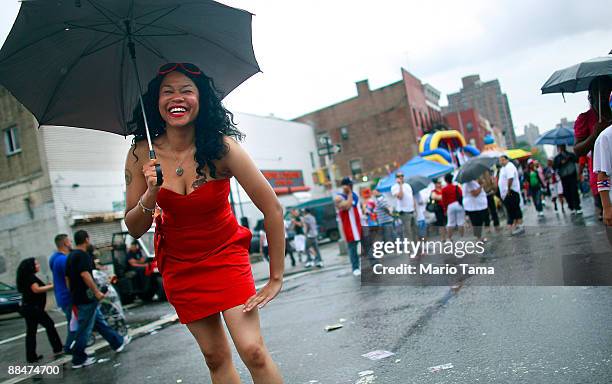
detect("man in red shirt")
[574,76,612,220]
[441,173,465,240]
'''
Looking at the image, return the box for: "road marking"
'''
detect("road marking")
[0,303,141,346]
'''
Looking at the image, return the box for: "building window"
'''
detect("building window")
[340,126,349,140]
[309,151,316,168]
[349,159,362,177]
[4,126,21,156]
[466,122,474,132]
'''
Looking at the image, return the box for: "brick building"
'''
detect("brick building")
[443,108,490,150]
[445,74,517,147]
[293,68,443,183]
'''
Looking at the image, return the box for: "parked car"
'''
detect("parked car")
[287,196,340,242]
[111,231,165,304]
[247,196,340,254]
[0,282,22,314]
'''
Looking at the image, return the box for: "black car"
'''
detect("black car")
[0,282,22,314]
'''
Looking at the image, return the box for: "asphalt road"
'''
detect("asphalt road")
[1,198,611,384]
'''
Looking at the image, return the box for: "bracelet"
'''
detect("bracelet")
[138,196,157,216]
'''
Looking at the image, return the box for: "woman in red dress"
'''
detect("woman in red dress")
[124,63,284,383]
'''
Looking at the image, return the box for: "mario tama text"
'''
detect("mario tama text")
[372,263,494,276]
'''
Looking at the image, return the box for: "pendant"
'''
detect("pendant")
[176,166,184,176]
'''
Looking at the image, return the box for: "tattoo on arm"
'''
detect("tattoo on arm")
[125,169,132,186]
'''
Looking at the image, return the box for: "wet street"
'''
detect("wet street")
[1,199,611,384]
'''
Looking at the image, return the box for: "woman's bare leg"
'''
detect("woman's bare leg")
[223,305,283,384]
[186,313,241,384]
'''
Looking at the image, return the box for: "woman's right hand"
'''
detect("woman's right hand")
[142,159,162,194]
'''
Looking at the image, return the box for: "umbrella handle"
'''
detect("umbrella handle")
[149,150,164,186]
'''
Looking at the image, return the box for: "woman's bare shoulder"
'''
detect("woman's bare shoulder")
[125,139,149,167]
[213,136,243,178]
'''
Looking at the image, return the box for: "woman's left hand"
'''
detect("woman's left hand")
[243,279,283,312]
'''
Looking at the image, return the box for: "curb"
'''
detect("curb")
[254,263,347,284]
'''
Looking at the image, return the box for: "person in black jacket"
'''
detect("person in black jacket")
[553,145,582,214]
[16,258,63,363]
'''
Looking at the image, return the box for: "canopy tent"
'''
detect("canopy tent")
[376,157,454,193]
[506,148,532,160]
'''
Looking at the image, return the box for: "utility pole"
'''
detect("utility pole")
[317,136,347,255]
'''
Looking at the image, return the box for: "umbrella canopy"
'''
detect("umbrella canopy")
[506,148,532,160]
[376,157,453,193]
[534,126,575,146]
[406,175,431,193]
[455,157,497,184]
[541,56,612,94]
[0,0,260,136]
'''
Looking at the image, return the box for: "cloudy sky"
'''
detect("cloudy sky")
[2,0,612,137]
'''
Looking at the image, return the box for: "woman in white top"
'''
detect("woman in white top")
[462,179,490,242]
[593,125,612,246]
[594,125,612,226]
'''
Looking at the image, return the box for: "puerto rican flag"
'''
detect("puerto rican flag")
[337,191,362,242]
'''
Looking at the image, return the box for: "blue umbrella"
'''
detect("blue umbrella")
[376,157,453,193]
[534,127,575,146]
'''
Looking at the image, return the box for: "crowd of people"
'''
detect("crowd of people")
[16,230,131,367]
[330,145,604,275]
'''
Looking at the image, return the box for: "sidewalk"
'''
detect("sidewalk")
[250,242,349,282]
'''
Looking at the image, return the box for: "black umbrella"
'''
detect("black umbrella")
[455,157,497,184]
[0,0,260,184]
[541,55,612,122]
[541,56,612,94]
[406,175,431,193]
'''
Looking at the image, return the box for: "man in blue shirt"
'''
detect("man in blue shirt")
[49,233,76,354]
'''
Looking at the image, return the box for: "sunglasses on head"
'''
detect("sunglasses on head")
[158,62,202,76]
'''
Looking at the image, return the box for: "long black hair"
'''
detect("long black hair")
[588,75,612,115]
[16,258,36,294]
[129,65,244,179]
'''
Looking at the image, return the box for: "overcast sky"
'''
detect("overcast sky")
[2,0,612,138]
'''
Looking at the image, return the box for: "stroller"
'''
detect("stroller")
[84,269,128,346]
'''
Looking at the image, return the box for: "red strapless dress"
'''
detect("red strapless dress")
[153,178,255,324]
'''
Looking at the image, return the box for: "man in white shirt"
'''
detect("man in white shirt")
[391,172,417,241]
[462,180,490,242]
[498,155,524,235]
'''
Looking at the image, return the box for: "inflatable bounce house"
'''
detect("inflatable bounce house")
[418,130,480,167]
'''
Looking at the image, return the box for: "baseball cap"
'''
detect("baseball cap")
[340,177,353,186]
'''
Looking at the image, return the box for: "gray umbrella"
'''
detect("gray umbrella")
[0,0,260,184]
[541,55,612,94]
[455,157,497,184]
[406,175,431,193]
